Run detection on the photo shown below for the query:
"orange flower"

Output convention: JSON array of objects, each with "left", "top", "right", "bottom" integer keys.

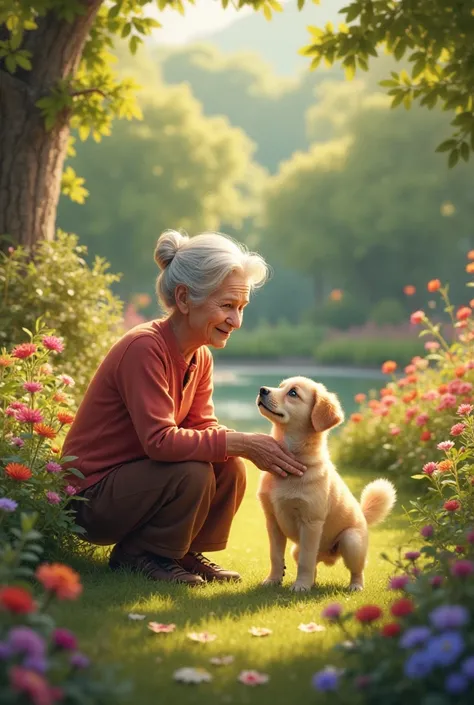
[
  {"left": 380, "top": 387, "right": 393, "bottom": 397},
  {"left": 402, "top": 391, "right": 417, "bottom": 404},
  {"left": 457, "top": 306, "right": 472, "bottom": 321},
  {"left": 368, "top": 400, "right": 380, "bottom": 410},
  {"left": 33, "top": 423, "right": 57, "bottom": 439},
  {"left": 437, "top": 460, "right": 453, "bottom": 473},
  {"left": 53, "top": 392, "right": 67, "bottom": 404},
  {"left": 466, "top": 262, "right": 474, "bottom": 273},
  {"left": 403, "top": 285, "right": 416, "bottom": 296},
  {"left": 468, "top": 250, "right": 474, "bottom": 260},
  {"left": 354, "top": 393, "right": 366, "bottom": 404},
  {"left": 438, "top": 384, "right": 449, "bottom": 394},
  {"left": 381, "top": 361, "right": 397, "bottom": 375},
  {"left": 455, "top": 366, "right": 466, "bottom": 378},
  {"left": 329, "top": 289, "right": 343, "bottom": 301},
  {"left": 427, "top": 279, "right": 441, "bottom": 292},
  {"left": 57, "top": 412, "right": 75, "bottom": 426},
  {"left": 0, "top": 355, "right": 14, "bottom": 367},
  {"left": 4, "top": 462, "right": 32, "bottom": 481},
  {"left": 0, "top": 586, "right": 36, "bottom": 614},
  {"left": 406, "top": 374, "right": 418, "bottom": 385},
  {"left": 404, "top": 364, "right": 416, "bottom": 374},
  {"left": 35, "top": 563, "right": 82, "bottom": 600},
  {"left": 350, "top": 413, "right": 363, "bottom": 423},
  {"left": 50, "top": 445, "right": 61, "bottom": 454}
]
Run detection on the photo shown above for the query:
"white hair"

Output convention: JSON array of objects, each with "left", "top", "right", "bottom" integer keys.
[{"left": 154, "top": 230, "right": 270, "bottom": 311}]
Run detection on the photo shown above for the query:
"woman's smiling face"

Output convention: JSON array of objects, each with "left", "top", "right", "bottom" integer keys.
[{"left": 188, "top": 269, "right": 250, "bottom": 349}]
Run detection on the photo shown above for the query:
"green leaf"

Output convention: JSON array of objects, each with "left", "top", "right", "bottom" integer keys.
[
  {"left": 5, "top": 54, "right": 16, "bottom": 73},
  {"left": 129, "top": 35, "right": 141, "bottom": 54},
  {"left": 448, "top": 148, "right": 460, "bottom": 168},
  {"left": 460, "top": 141, "right": 470, "bottom": 162},
  {"left": 436, "top": 139, "right": 459, "bottom": 153},
  {"left": 345, "top": 4, "right": 361, "bottom": 22},
  {"left": 15, "top": 53, "right": 32, "bottom": 71},
  {"left": 66, "top": 467, "right": 85, "bottom": 479}
]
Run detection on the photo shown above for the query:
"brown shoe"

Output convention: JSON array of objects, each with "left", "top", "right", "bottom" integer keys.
[
  {"left": 109, "top": 545, "right": 204, "bottom": 585},
  {"left": 178, "top": 552, "right": 241, "bottom": 582}
]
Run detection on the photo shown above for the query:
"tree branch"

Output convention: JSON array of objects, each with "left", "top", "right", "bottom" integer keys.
[{"left": 70, "top": 87, "right": 108, "bottom": 99}]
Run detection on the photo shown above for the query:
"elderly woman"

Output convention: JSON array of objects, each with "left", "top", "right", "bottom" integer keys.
[{"left": 63, "top": 230, "right": 306, "bottom": 585}]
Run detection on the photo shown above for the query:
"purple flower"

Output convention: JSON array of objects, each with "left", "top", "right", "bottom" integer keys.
[
  {"left": 23, "top": 655, "right": 48, "bottom": 674},
  {"left": 8, "top": 627, "right": 45, "bottom": 657},
  {"left": 65, "top": 485, "right": 76, "bottom": 496},
  {"left": 426, "top": 632, "right": 465, "bottom": 667},
  {"left": 0, "top": 497, "right": 18, "bottom": 512},
  {"left": 420, "top": 525, "right": 434, "bottom": 539},
  {"left": 405, "top": 551, "right": 421, "bottom": 561},
  {"left": 400, "top": 627, "right": 432, "bottom": 649},
  {"left": 429, "top": 605, "right": 469, "bottom": 631},
  {"left": 404, "top": 650, "right": 433, "bottom": 678},
  {"left": 70, "top": 652, "right": 90, "bottom": 669},
  {"left": 10, "top": 437, "right": 24, "bottom": 448},
  {"left": 461, "top": 656, "right": 474, "bottom": 679},
  {"left": 46, "top": 491, "right": 61, "bottom": 505},
  {"left": 52, "top": 628, "right": 77, "bottom": 651},
  {"left": 445, "top": 672, "right": 469, "bottom": 694},
  {"left": 0, "top": 641, "right": 12, "bottom": 659},
  {"left": 389, "top": 575, "right": 410, "bottom": 590},
  {"left": 312, "top": 666, "right": 341, "bottom": 692},
  {"left": 45, "top": 461, "right": 62, "bottom": 474},
  {"left": 321, "top": 603, "right": 343, "bottom": 620}
]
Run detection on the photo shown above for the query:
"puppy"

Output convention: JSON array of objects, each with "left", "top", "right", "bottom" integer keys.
[{"left": 256, "top": 376, "right": 396, "bottom": 592}]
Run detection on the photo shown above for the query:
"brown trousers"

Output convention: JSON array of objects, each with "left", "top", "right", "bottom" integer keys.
[{"left": 75, "top": 457, "right": 246, "bottom": 559}]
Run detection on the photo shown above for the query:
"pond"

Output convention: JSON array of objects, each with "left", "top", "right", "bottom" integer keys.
[{"left": 212, "top": 361, "right": 385, "bottom": 432}]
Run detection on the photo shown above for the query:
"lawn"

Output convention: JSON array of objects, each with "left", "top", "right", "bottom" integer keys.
[{"left": 54, "top": 464, "right": 413, "bottom": 705}]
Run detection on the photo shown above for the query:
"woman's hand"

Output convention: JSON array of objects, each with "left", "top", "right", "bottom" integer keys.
[{"left": 226, "top": 432, "right": 307, "bottom": 478}]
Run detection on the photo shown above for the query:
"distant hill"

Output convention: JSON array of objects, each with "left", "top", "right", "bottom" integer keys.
[{"left": 207, "top": 0, "right": 347, "bottom": 75}]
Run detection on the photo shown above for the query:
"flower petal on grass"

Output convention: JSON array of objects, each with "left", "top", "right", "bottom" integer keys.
[
  {"left": 248, "top": 626, "right": 272, "bottom": 637},
  {"left": 128, "top": 613, "right": 146, "bottom": 621},
  {"left": 238, "top": 670, "right": 270, "bottom": 686},
  {"left": 187, "top": 631, "right": 217, "bottom": 643},
  {"left": 173, "top": 667, "right": 213, "bottom": 684},
  {"left": 148, "top": 622, "right": 176, "bottom": 634},
  {"left": 209, "top": 655, "right": 234, "bottom": 666},
  {"left": 298, "top": 622, "right": 326, "bottom": 633}
]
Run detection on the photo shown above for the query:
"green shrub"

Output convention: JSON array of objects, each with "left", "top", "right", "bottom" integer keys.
[
  {"left": 213, "top": 321, "right": 327, "bottom": 359},
  {"left": 0, "top": 232, "right": 124, "bottom": 396},
  {"left": 315, "top": 336, "right": 424, "bottom": 368},
  {"left": 306, "top": 298, "right": 367, "bottom": 331},
  {"left": 369, "top": 298, "right": 406, "bottom": 326}
]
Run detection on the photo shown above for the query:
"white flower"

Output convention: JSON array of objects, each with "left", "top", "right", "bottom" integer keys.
[
  {"left": 298, "top": 622, "right": 326, "bottom": 633},
  {"left": 173, "top": 667, "right": 213, "bottom": 684},
  {"left": 210, "top": 655, "right": 234, "bottom": 666},
  {"left": 238, "top": 670, "right": 270, "bottom": 686},
  {"left": 187, "top": 631, "right": 217, "bottom": 643},
  {"left": 248, "top": 626, "right": 272, "bottom": 637},
  {"left": 128, "top": 613, "right": 146, "bottom": 621}
]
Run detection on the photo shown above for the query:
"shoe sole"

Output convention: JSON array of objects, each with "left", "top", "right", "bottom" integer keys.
[{"left": 109, "top": 561, "right": 205, "bottom": 586}]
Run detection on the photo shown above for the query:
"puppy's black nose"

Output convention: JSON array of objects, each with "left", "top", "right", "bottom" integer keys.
[{"left": 259, "top": 387, "right": 270, "bottom": 396}]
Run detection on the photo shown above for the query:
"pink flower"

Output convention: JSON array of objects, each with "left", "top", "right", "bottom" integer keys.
[
  {"left": 59, "top": 374, "right": 75, "bottom": 387},
  {"left": 448, "top": 380, "right": 463, "bottom": 395},
  {"left": 410, "top": 310, "right": 425, "bottom": 325},
  {"left": 10, "top": 437, "right": 24, "bottom": 448},
  {"left": 450, "top": 423, "right": 466, "bottom": 436},
  {"left": 46, "top": 491, "right": 61, "bottom": 505},
  {"left": 188, "top": 631, "right": 218, "bottom": 642},
  {"left": 16, "top": 408, "right": 43, "bottom": 424},
  {"left": 42, "top": 336, "right": 64, "bottom": 353},
  {"left": 23, "top": 382, "right": 43, "bottom": 394},
  {"left": 321, "top": 603, "right": 343, "bottom": 621},
  {"left": 405, "top": 406, "right": 419, "bottom": 421},
  {"left": 298, "top": 622, "right": 325, "bottom": 633},
  {"left": 5, "top": 406, "right": 17, "bottom": 417},
  {"left": 52, "top": 628, "right": 77, "bottom": 650},
  {"left": 437, "top": 394, "right": 457, "bottom": 410},
  {"left": 45, "top": 462, "right": 62, "bottom": 474},
  {"left": 450, "top": 560, "right": 474, "bottom": 578},
  {"left": 248, "top": 627, "right": 272, "bottom": 637},
  {"left": 437, "top": 441, "right": 455, "bottom": 451},
  {"left": 65, "top": 485, "right": 77, "bottom": 496},
  {"left": 420, "top": 525, "right": 434, "bottom": 538},
  {"left": 423, "top": 462, "right": 437, "bottom": 475},
  {"left": 425, "top": 341, "right": 440, "bottom": 351},
  {"left": 390, "top": 426, "right": 401, "bottom": 436},
  {"left": 422, "top": 390, "right": 439, "bottom": 401},
  {"left": 12, "top": 343, "right": 37, "bottom": 359},
  {"left": 147, "top": 622, "right": 176, "bottom": 634},
  {"left": 458, "top": 404, "right": 473, "bottom": 416},
  {"left": 10, "top": 401, "right": 27, "bottom": 410},
  {"left": 404, "top": 551, "right": 420, "bottom": 561},
  {"left": 39, "top": 363, "right": 53, "bottom": 376},
  {"left": 415, "top": 413, "right": 430, "bottom": 427},
  {"left": 459, "top": 382, "right": 473, "bottom": 394},
  {"left": 389, "top": 575, "right": 410, "bottom": 590},
  {"left": 238, "top": 670, "right": 269, "bottom": 686},
  {"left": 430, "top": 575, "right": 443, "bottom": 588},
  {"left": 382, "top": 395, "right": 397, "bottom": 407},
  {"left": 466, "top": 530, "right": 474, "bottom": 544}
]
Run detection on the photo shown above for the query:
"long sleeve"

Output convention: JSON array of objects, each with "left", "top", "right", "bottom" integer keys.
[{"left": 115, "top": 336, "right": 227, "bottom": 463}]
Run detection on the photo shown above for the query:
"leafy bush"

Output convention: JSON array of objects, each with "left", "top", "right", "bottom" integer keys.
[
  {"left": 0, "top": 508, "right": 132, "bottom": 704},
  {"left": 315, "top": 335, "right": 424, "bottom": 368},
  {"left": 213, "top": 321, "right": 327, "bottom": 359},
  {"left": 307, "top": 298, "right": 367, "bottom": 331},
  {"left": 0, "top": 232, "right": 123, "bottom": 396},
  {"left": 0, "top": 324, "right": 84, "bottom": 551},
  {"left": 369, "top": 298, "right": 406, "bottom": 326}
]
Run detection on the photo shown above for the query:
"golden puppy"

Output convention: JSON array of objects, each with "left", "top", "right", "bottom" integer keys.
[{"left": 256, "top": 376, "right": 396, "bottom": 592}]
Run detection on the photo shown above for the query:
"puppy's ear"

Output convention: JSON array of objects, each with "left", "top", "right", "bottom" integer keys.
[{"left": 311, "top": 390, "right": 344, "bottom": 433}]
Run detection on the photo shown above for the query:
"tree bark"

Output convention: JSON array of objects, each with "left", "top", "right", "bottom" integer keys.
[{"left": 0, "top": 0, "right": 103, "bottom": 249}]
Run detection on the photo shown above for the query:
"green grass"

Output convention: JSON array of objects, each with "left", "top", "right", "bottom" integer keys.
[{"left": 54, "top": 466, "right": 414, "bottom": 705}]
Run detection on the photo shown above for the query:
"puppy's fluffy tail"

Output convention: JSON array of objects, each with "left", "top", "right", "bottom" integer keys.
[{"left": 360, "top": 478, "right": 396, "bottom": 526}]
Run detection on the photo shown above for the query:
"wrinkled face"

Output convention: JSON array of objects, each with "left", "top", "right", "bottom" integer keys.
[
  {"left": 256, "top": 376, "right": 344, "bottom": 435},
  {"left": 186, "top": 270, "right": 250, "bottom": 349}
]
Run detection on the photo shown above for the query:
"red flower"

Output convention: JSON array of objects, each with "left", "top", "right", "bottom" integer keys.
[
  {"left": 355, "top": 605, "right": 383, "bottom": 623},
  {"left": 12, "top": 343, "right": 37, "bottom": 359},
  {"left": 57, "top": 412, "right": 75, "bottom": 426},
  {"left": 420, "top": 430, "right": 432, "bottom": 442},
  {"left": 444, "top": 499, "right": 461, "bottom": 512},
  {"left": 427, "top": 279, "right": 441, "bottom": 292},
  {"left": 403, "top": 285, "right": 416, "bottom": 296},
  {"left": 354, "top": 393, "right": 366, "bottom": 404},
  {"left": 381, "top": 622, "right": 401, "bottom": 638},
  {"left": 456, "top": 306, "right": 472, "bottom": 321},
  {"left": 0, "top": 586, "right": 36, "bottom": 614},
  {"left": 4, "top": 463, "right": 32, "bottom": 481},
  {"left": 410, "top": 310, "right": 425, "bottom": 325},
  {"left": 390, "top": 598, "right": 414, "bottom": 617},
  {"left": 350, "top": 413, "right": 363, "bottom": 423}
]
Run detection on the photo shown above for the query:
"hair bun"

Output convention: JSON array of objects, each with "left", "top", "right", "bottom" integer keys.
[{"left": 154, "top": 230, "right": 189, "bottom": 270}]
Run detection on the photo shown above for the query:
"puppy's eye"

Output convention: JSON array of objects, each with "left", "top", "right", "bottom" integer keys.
[{"left": 288, "top": 388, "right": 299, "bottom": 398}]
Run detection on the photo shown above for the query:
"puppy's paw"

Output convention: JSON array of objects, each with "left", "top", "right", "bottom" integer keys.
[
  {"left": 348, "top": 583, "right": 364, "bottom": 592},
  {"left": 262, "top": 576, "right": 283, "bottom": 586},
  {"left": 289, "top": 581, "right": 311, "bottom": 593}
]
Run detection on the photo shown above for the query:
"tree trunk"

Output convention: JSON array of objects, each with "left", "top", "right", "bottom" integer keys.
[{"left": 0, "top": 1, "right": 103, "bottom": 249}]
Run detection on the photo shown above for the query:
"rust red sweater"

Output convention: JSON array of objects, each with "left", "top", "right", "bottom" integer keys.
[{"left": 63, "top": 318, "right": 228, "bottom": 491}]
